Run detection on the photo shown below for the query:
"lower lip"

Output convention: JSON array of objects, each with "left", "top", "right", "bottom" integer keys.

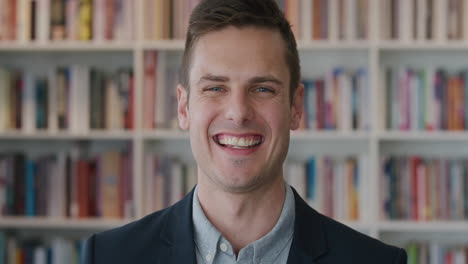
[{"left": 216, "top": 142, "right": 262, "bottom": 156}]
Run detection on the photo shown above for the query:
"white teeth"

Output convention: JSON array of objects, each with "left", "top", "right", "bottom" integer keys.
[
  {"left": 231, "top": 137, "right": 238, "bottom": 146},
  {"left": 217, "top": 135, "right": 261, "bottom": 147}
]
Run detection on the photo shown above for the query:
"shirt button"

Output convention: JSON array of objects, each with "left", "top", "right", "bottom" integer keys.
[
  {"left": 220, "top": 243, "right": 228, "bottom": 252},
  {"left": 205, "top": 254, "right": 212, "bottom": 262}
]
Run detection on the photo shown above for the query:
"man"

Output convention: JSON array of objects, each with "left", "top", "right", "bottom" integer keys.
[{"left": 84, "top": 0, "right": 407, "bottom": 263}]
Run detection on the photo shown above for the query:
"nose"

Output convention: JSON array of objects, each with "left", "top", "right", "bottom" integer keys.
[{"left": 224, "top": 90, "right": 255, "bottom": 125}]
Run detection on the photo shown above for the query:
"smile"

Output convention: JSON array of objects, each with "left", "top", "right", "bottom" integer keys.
[{"left": 213, "top": 134, "right": 264, "bottom": 149}]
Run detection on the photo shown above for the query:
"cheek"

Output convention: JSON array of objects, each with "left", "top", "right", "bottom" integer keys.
[
  {"left": 189, "top": 102, "right": 218, "bottom": 134},
  {"left": 262, "top": 105, "right": 291, "bottom": 127}
]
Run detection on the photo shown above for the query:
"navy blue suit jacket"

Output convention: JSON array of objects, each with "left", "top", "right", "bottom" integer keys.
[{"left": 83, "top": 188, "right": 407, "bottom": 263}]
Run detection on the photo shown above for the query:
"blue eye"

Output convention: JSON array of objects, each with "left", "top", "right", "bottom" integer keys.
[
  {"left": 256, "top": 87, "right": 273, "bottom": 93},
  {"left": 208, "top": 86, "right": 223, "bottom": 92}
]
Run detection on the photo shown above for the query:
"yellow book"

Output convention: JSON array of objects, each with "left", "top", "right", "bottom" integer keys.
[
  {"left": 79, "top": 0, "right": 93, "bottom": 40},
  {"left": 101, "top": 151, "right": 121, "bottom": 218},
  {"left": 153, "top": 0, "right": 163, "bottom": 40}
]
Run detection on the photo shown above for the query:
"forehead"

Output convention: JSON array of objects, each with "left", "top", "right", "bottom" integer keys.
[{"left": 189, "top": 26, "right": 290, "bottom": 85}]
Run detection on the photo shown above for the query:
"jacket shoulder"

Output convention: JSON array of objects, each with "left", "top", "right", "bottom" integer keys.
[
  {"left": 84, "top": 207, "right": 172, "bottom": 264},
  {"left": 320, "top": 215, "right": 407, "bottom": 263}
]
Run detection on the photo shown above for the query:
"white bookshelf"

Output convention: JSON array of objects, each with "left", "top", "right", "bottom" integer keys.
[
  {"left": 0, "top": 217, "right": 133, "bottom": 230},
  {"left": 0, "top": 0, "right": 468, "bottom": 250}
]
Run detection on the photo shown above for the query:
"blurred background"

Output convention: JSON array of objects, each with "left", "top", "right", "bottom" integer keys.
[{"left": 1, "top": 0, "right": 468, "bottom": 263}]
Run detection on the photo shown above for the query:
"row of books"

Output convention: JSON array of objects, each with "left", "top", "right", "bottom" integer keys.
[
  {"left": 385, "top": 68, "right": 468, "bottom": 131},
  {"left": 299, "top": 68, "right": 369, "bottom": 131},
  {"left": 144, "top": 154, "right": 197, "bottom": 214},
  {"left": 143, "top": 51, "right": 179, "bottom": 130},
  {"left": 142, "top": 0, "right": 369, "bottom": 41},
  {"left": 406, "top": 241, "right": 468, "bottom": 264},
  {"left": 280, "top": 0, "right": 369, "bottom": 41},
  {"left": 143, "top": 0, "right": 201, "bottom": 40},
  {"left": 381, "top": 156, "right": 468, "bottom": 221},
  {"left": 0, "top": 66, "right": 134, "bottom": 133},
  {"left": 381, "top": 0, "right": 468, "bottom": 41},
  {"left": 0, "top": 233, "right": 86, "bottom": 264},
  {"left": 285, "top": 156, "right": 367, "bottom": 221},
  {"left": 0, "top": 148, "right": 133, "bottom": 219},
  {"left": 0, "top": 0, "right": 134, "bottom": 42}
]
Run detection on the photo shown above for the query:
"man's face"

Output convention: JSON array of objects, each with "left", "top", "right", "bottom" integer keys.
[{"left": 177, "top": 26, "right": 303, "bottom": 193}]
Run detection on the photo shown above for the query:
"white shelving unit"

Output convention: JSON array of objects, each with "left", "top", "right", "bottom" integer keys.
[{"left": 1, "top": 0, "right": 468, "bottom": 249}]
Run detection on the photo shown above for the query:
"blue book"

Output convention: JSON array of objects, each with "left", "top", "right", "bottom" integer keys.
[
  {"left": 306, "top": 158, "right": 316, "bottom": 204},
  {"left": 275, "top": 0, "right": 285, "bottom": 11},
  {"left": 26, "top": 160, "right": 36, "bottom": 216},
  {"left": 352, "top": 74, "right": 358, "bottom": 129},
  {"left": 35, "top": 78, "right": 48, "bottom": 129},
  {"left": 303, "top": 80, "right": 316, "bottom": 129},
  {"left": 353, "top": 158, "right": 359, "bottom": 191}
]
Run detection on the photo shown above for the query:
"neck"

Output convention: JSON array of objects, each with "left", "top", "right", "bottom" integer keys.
[{"left": 197, "top": 175, "right": 286, "bottom": 254}]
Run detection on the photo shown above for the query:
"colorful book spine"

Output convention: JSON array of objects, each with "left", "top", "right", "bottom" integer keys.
[
  {"left": 301, "top": 67, "right": 368, "bottom": 131},
  {"left": 382, "top": 155, "right": 468, "bottom": 221},
  {"left": 387, "top": 67, "right": 468, "bottom": 131},
  {"left": 285, "top": 155, "right": 363, "bottom": 221},
  {"left": 0, "top": 147, "right": 133, "bottom": 219}
]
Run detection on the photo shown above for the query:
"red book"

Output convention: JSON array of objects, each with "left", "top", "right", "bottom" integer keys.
[
  {"left": 9, "top": 0, "right": 17, "bottom": 40},
  {"left": 104, "top": 0, "right": 116, "bottom": 40},
  {"left": 143, "top": 51, "right": 157, "bottom": 129},
  {"left": 77, "top": 160, "right": 90, "bottom": 218},
  {"left": 313, "top": 0, "right": 321, "bottom": 40},
  {"left": 445, "top": 252, "right": 453, "bottom": 264},
  {"left": 316, "top": 79, "right": 325, "bottom": 129}
]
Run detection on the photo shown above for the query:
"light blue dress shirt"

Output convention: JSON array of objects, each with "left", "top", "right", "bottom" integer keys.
[{"left": 192, "top": 184, "right": 295, "bottom": 264}]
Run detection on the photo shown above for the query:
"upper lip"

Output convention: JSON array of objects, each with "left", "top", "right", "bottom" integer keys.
[{"left": 213, "top": 132, "right": 263, "bottom": 137}]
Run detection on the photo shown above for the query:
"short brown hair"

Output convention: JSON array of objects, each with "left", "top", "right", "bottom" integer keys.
[{"left": 179, "top": 0, "right": 301, "bottom": 102}]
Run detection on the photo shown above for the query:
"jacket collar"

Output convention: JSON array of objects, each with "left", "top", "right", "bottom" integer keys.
[
  {"left": 159, "top": 186, "right": 328, "bottom": 264},
  {"left": 287, "top": 187, "right": 328, "bottom": 263},
  {"left": 159, "top": 188, "right": 197, "bottom": 263}
]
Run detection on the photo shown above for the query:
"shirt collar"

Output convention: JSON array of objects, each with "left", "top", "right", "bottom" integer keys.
[{"left": 192, "top": 184, "right": 295, "bottom": 263}]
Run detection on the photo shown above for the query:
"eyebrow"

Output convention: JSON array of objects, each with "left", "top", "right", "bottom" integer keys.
[
  {"left": 248, "top": 76, "right": 283, "bottom": 86},
  {"left": 197, "top": 74, "right": 229, "bottom": 85},
  {"left": 196, "top": 74, "right": 283, "bottom": 86}
]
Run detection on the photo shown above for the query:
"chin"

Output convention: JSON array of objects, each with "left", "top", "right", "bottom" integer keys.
[{"left": 215, "top": 173, "right": 266, "bottom": 193}]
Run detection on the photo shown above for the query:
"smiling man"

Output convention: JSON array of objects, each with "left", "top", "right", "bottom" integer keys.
[{"left": 83, "top": 1, "right": 407, "bottom": 263}]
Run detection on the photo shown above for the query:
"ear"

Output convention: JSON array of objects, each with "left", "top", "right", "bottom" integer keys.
[
  {"left": 290, "top": 83, "right": 304, "bottom": 130},
  {"left": 177, "top": 84, "right": 190, "bottom": 130}
]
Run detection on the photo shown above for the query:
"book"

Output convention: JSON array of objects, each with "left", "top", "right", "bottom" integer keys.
[
  {"left": 386, "top": 67, "right": 468, "bottom": 131},
  {"left": 382, "top": 155, "right": 468, "bottom": 221},
  {"left": 301, "top": 67, "right": 368, "bottom": 131},
  {"left": 285, "top": 155, "right": 363, "bottom": 221}
]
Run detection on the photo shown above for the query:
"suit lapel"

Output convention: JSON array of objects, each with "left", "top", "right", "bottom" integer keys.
[
  {"left": 159, "top": 189, "right": 197, "bottom": 264},
  {"left": 287, "top": 188, "right": 328, "bottom": 264},
  {"left": 157, "top": 187, "right": 328, "bottom": 264}
]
